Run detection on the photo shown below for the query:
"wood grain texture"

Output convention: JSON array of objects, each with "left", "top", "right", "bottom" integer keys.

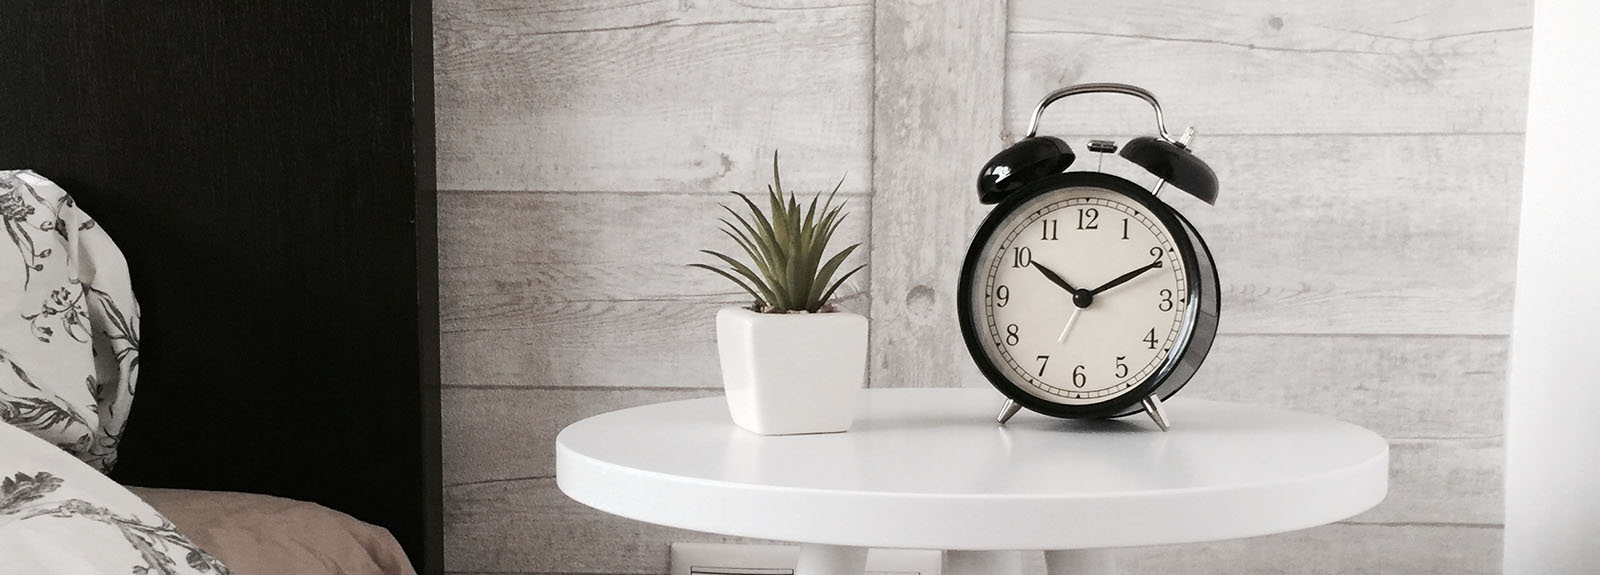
[
  {"left": 434, "top": 0, "right": 873, "bottom": 193},
  {"left": 439, "top": 135, "right": 1516, "bottom": 397},
  {"left": 1007, "top": 0, "right": 1532, "bottom": 136},
  {"left": 442, "top": 388, "right": 718, "bottom": 486},
  {"left": 433, "top": 0, "right": 1530, "bottom": 572},
  {"left": 439, "top": 192, "right": 872, "bottom": 308},
  {"left": 1176, "top": 135, "right": 1521, "bottom": 336},
  {"left": 1190, "top": 335, "right": 1506, "bottom": 440},
  {"left": 439, "top": 192, "right": 871, "bottom": 390},
  {"left": 445, "top": 478, "right": 759, "bottom": 574},
  {"left": 868, "top": 0, "right": 1007, "bottom": 389},
  {"left": 952, "top": 134, "right": 1519, "bottom": 344}
]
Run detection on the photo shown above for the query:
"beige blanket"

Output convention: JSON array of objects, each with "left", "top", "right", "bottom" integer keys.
[{"left": 130, "top": 487, "right": 417, "bottom": 575}]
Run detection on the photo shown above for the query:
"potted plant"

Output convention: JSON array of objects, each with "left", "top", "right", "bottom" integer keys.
[{"left": 690, "top": 153, "right": 867, "bottom": 435}]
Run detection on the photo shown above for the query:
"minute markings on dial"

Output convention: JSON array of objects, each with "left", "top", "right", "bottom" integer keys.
[{"left": 978, "top": 191, "right": 1187, "bottom": 404}]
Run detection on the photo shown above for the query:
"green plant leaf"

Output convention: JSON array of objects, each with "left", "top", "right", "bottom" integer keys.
[
  {"left": 719, "top": 204, "right": 779, "bottom": 266},
  {"left": 815, "top": 263, "right": 867, "bottom": 311},
  {"left": 696, "top": 155, "right": 866, "bottom": 313},
  {"left": 687, "top": 263, "right": 763, "bottom": 307},
  {"left": 718, "top": 224, "right": 775, "bottom": 282},
  {"left": 767, "top": 184, "right": 789, "bottom": 257},
  {"left": 802, "top": 193, "right": 819, "bottom": 241},
  {"left": 782, "top": 232, "right": 803, "bottom": 310},
  {"left": 794, "top": 224, "right": 816, "bottom": 305},
  {"left": 731, "top": 191, "right": 784, "bottom": 263},
  {"left": 809, "top": 243, "right": 860, "bottom": 303},
  {"left": 771, "top": 150, "right": 783, "bottom": 199},
  {"left": 699, "top": 250, "right": 778, "bottom": 309}
]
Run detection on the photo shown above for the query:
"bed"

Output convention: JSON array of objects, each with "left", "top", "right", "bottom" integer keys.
[{"left": 0, "top": 1, "right": 441, "bottom": 573}]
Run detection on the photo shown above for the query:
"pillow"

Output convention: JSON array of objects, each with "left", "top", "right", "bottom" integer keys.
[
  {"left": 0, "top": 420, "right": 229, "bottom": 574},
  {"left": 0, "top": 170, "right": 140, "bottom": 472}
]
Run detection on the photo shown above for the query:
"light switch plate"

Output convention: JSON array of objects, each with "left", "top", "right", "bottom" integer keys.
[{"left": 670, "top": 543, "right": 942, "bottom": 575}]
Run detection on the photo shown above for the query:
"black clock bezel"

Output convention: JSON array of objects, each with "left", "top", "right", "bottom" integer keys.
[{"left": 957, "top": 171, "right": 1218, "bottom": 420}]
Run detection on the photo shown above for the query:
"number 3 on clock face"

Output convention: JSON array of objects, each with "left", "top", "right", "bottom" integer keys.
[{"left": 958, "top": 172, "right": 1217, "bottom": 418}]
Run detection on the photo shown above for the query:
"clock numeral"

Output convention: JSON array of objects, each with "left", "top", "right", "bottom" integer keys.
[
  {"left": 1121, "top": 218, "right": 1130, "bottom": 240},
  {"left": 1011, "top": 247, "right": 1032, "bottom": 268},
  {"left": 1149, "top": 246, "right": 1163, "bottom": 259},
  {"left": 1040, "top": 219, "right": 1059, "bottom": 240},
  {"left": 1115, "top": 355, "right": 1129, "bottom": 379},
  {"left": 1072, "top": 365, "right": 1087, "bottom": 388},
  {"left": 995, "top": 285, "right": 1010, "bottom": 307},
  {"left": 1158, "top": 289, "right": 1174, "bottom": 312},
  {"left": 1143, "top": 328, "right": 1159, "bottom": 350},
  {"left": 1035, "top": 355, "right": 1050, "bottom": 377},
  {"left": 1076, "top": 208, "right": 1099, "bottom": 230},
  {"left": 1005, "top": 324, "right": 1020, "bottom": 346}
]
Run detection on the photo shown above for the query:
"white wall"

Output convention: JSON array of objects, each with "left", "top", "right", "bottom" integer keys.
[{"left": 1504, "top": 1, "right": 1600, "bottom": 572}]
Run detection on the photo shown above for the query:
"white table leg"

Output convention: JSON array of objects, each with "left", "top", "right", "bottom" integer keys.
[
  {"left": 1044, "top": 549, "right": 1115, "bottom": 575},
  {"left": 795, "top": 544, "right": 868, "bottom": 575},
  {"left": 944, "top": 550, "right": 1021, "bottom": 575}
]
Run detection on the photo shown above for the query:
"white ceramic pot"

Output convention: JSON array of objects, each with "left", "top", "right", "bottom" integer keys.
[{"left": 715, "top": 307, "right": 868, "bottom": 435}]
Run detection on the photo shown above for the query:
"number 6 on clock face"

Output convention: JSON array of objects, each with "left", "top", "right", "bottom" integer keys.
[{"left": 958, "top": 171, "right": 1220, "bottom": 420}]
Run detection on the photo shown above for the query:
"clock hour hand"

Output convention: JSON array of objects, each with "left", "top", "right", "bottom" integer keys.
[
  {"left": 1088, "top": 258, "right": 1164, "bottom": 296},
  {"left": 1033, "top": 262, "right": 1081, "bottom": 293}
]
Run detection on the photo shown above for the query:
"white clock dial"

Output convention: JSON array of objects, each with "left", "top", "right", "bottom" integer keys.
[{"left": 971, "top": 186, "right": 1190, "bottom": 405}]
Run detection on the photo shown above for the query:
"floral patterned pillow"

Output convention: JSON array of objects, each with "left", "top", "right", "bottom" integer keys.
[
  {"left": 0, "top": 170, "right": 140, "bottom": 472},
  {"left": 0, "top": 419, "right": 229, "bottom": 574}
]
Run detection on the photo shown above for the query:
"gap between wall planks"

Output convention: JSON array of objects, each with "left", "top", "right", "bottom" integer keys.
[{"left": 433, "top": 0, "right": 875, "bottom": 194}]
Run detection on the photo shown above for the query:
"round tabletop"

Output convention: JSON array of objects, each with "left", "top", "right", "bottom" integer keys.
[{"left": 556, "top": 388, "right": 1388, "bottom": 550}]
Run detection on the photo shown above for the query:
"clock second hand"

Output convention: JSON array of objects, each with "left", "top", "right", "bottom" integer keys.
[{"left": 1056, "top": 305, "right": 1083, "bottom": 344}]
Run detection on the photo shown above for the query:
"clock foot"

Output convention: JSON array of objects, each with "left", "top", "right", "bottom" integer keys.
[
  {"left": 1142, "top": 396, "right": 1171, "bottom": 431},
  {"left": 997, "top": 399, "right": 1022, "bottom": 424}
]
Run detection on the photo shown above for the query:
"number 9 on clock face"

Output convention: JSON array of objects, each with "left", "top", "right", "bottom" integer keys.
[{"left": 958, "top": 172, "right": 1220, "bottom": 420}]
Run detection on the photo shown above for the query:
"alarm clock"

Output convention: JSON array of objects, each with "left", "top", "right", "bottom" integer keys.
[{"left": 958, "top": 83, "right": 1221, "bottom": 431}]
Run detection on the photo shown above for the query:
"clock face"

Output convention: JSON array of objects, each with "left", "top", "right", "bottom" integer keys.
[{"left": 967, "top": 184, "right": 1193, "bottom": 406}]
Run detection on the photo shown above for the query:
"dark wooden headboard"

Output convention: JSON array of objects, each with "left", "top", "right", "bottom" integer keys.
[{"left": 0, "top": 2, "right": 441, "bottom": 574}]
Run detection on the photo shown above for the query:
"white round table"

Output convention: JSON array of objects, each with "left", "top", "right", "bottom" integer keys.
[{"left": 556, "top": 388, "right": 1388, "bottom": 575}]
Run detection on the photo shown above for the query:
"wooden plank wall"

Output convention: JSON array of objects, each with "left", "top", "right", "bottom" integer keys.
[{"left": 434, "top": 1, "right": 1531, "bottom": 574}]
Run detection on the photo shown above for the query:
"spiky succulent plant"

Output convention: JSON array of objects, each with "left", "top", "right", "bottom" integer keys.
[{"left": 691, "top": 154, "right": 864, "bottom": 313}]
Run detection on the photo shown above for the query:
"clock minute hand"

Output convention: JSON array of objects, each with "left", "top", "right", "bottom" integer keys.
[
  {"left": 1088, "top": 258, "right": 1164, "bottom": 296},
  {"left": 1032, "top": 262, "right": 1081, "bottom": 293}
]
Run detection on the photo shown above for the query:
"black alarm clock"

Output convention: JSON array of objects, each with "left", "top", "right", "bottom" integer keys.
[{"left": 958, "top": 83, "right": 1221, "bottom": 431}]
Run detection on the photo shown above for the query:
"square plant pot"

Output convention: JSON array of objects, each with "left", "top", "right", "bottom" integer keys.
[{"left": 716, "top": 307, "right": 868, "bottom": 435}]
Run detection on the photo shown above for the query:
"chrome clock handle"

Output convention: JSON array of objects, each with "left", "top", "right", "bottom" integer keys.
[{"left": 1024, "top": 82, "right": 1182, "bottom": 144}]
